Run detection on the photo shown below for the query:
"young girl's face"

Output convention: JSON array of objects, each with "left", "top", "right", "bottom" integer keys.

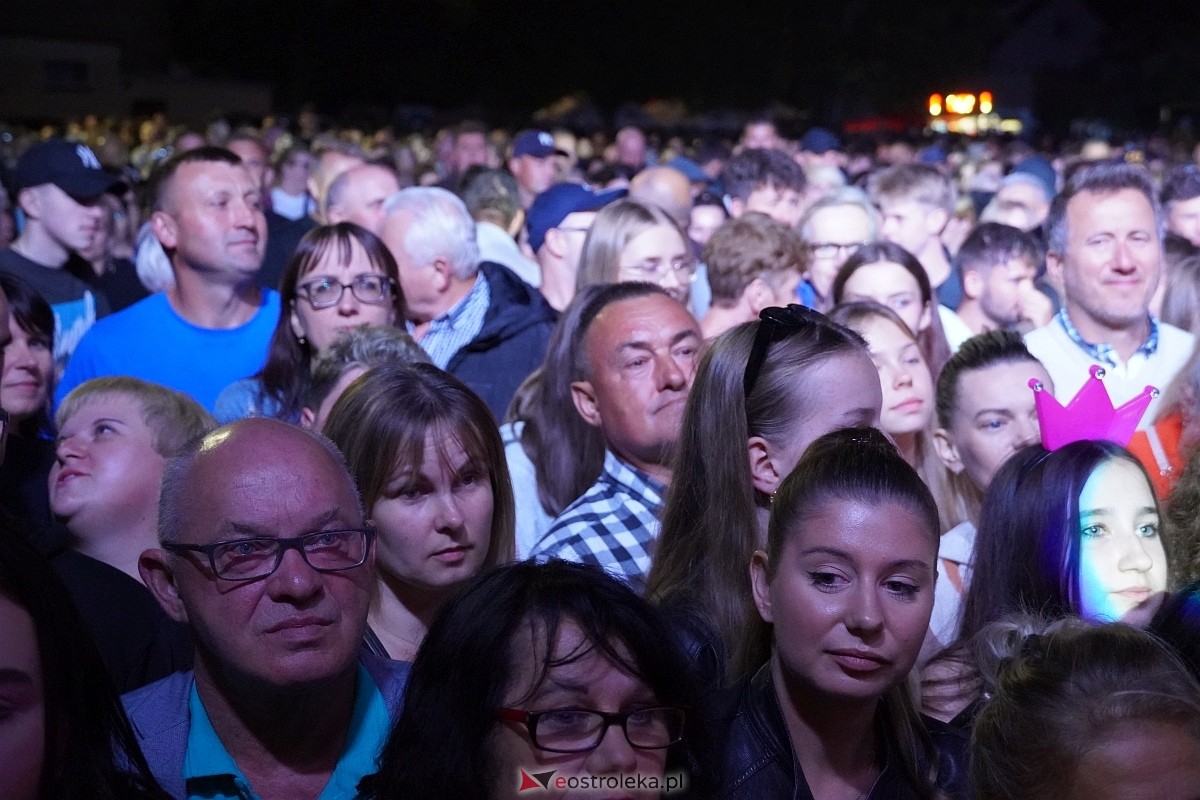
[
  {"left": 1076, "top": 457, "right": 1168, "bottom": 624},
  {"left": 752, "top": 497, "right": 936, "bottom": 702},
  {"left": 858, "top": 316, "right": 933, "bottom": 439},
  {"left": 839, "top": 261, "right": 930, "bottom": 336}
]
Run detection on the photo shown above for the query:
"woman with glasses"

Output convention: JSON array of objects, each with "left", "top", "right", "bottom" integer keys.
[
  {"left": 369, "top": 559, "right": 707, "bottom": 800},
  {"left": 714, "top": 427, "right": 968, "bottom": 798},
  {"left": 214, "top": 222, "right": 404, "bottom": 423},
  {"left": 323, "top": 363, "right": 514, "bottom": 662},
  {"left": 647, "top": 305, "right": 882, "bottom": 689},
  {"left": 576, "top": 199, "right": 697, "bottom": 306}
]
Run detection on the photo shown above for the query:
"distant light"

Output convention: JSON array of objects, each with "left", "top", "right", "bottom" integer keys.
[
  {"left": 929, "top": 94, "right": 943, "bottom": 117},
  {"left": 979, "top": 91, "right": 993, "bottom": 114},
  {"left": 946, "top": 93, "right": 976, "bottom": 115}
]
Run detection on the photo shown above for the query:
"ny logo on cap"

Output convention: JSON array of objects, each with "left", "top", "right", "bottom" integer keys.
[
  {"left": 538, "top": 132, "right": 554, "bottom": 147},
  {"left": 75, "top": 144, "right": 101, "bottom": 170}
]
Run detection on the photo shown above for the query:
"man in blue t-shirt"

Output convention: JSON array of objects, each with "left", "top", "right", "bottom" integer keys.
[{"left": 57, "top": 147, "right": 280, "bottom": 412}]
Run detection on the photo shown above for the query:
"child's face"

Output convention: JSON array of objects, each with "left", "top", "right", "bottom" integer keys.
[{"left": 49, "top": 394, "right": 166, "bottom": 537}]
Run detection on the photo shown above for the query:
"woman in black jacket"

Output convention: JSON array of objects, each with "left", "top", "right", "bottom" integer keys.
[{"left": 711, "top": 427, "right": 969, "bottom": 799}]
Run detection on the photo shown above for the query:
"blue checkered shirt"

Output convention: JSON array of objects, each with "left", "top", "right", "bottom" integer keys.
[
  {"left": 1056, "top": 307, "right": 1159, "bottom": 369},
  {"left": 529, "top": 450, "right": 666, "bottom": 592},
  {"left": 410, "top": 271, "right": 491, "bottom": 369}
]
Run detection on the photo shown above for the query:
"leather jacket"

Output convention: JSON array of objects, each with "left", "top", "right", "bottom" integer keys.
[{"left": 706, "top": 666, "right": 972, "bottom": 799}]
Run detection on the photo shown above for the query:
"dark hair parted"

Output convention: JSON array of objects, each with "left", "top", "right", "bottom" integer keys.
[
  {"left": 648, "top": 311, "right": 872, "bottom": 683},
  {"left": 369, "top": 560, "right": 706, "bottom": 800},
  {"left": 0, "top": 272, "right": 55, "bottom": 436},
  {"left": 507, "top": 282, "right": 669, "bottom": 518},
  {"left": 0, "top": 524, "right": 171, "bottom": 800},
  {"left": 832, "top": 240, "right": 953, "bottom": 376},
  {"left": 256, "top": 222, "right": 404, "bottom": 421},
  {"left": 971, "top": 619, "right": 1200, "bottom": 800},
  {"left": 322, "top": 362, "right": 514, "bottom": 569}
]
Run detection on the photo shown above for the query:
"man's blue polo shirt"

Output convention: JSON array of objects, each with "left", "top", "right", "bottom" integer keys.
[{"left": 182, "top": 664, "right": 388, "bottom": 800}]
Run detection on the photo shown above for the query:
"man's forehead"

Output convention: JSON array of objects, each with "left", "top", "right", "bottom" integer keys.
[
  {"left": 590, "top": 296, "right": 698, "bottom": 350},
  {"left": 173, "top": 160, "right": 255, "bottom": 196}
]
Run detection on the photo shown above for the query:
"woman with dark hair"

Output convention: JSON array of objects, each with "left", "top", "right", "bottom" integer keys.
[
  {"left": 0, "top": 274, "right": 59, "bottom": 546},
  {"left": 713, "top": 427, "right": 967, "bottom": 798},
  {"left": 971, "top": 618, "right": 1200, "bottom": 799},
  {"left": 921, "top": 440, "right": 1170, "bottom": 724},
  {"left": 370, "top": 559, "right": 706, "bottom": 800},
  {"left": 323, "top": 363, "right": 514, "bottom": 661},
  {"left": 0, "top": 521, "right": 170, "bottom": 800},
  {"left": 214, "top": 222, "right": 404, "bottom": 423},
  {"left": 832, "top": 241, "right": 959, "bottom": 376},
  {"left": 647, "top": 305, "right": 882, "bottom": 686}
]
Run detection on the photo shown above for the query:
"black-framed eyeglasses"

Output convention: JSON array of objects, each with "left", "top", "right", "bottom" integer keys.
[
  {"left": 743, "top": 304, "right": 827, "bottom": 397},
  {"left": 296, "top": 275, "right": 394, "bottom": 309},
  {"left": 162, "top": 527, "right": 375, "bottom": 581},
  {"left": 498, "top": 706, "right": 686, "bottom": 753}
]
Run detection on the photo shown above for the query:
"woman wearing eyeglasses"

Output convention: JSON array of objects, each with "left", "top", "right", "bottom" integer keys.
[
  {"left": 369, "top": 559, "right": 708, "bottom": 800},
  {"left": 323, "top": 363, "right": 515, "bottom": 662},
  {"left": 214, "top": 222, "right": 405, "bottom": 423},
  {"left": 576, "top": 199, "right": 697, "bottom": 306}
]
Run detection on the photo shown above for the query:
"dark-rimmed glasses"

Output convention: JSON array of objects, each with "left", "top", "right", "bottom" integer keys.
[
  {"left": 162, "top": 527, "right": 375, "bottom": 581},
  {"left": 743, "top": 304, "right": 826, "bottom": 397},
  {"left": 296, "top": 275, "right": 394, "bottom": 309},
  {"left": 498, "top": 706, "right": 686, "bottom": 753}
]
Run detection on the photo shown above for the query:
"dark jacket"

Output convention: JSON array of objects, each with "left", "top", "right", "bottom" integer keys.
[
  {"left": 708, "top": 666, "right": 971, "bottom": 799},
  {"left": 447, "top": 261, "right": 557, "bottom": 420}
]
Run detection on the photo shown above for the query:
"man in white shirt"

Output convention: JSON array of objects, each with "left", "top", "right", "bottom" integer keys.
[{"left": 1024, "top": 162, "right": 1195, "bottom": 425}]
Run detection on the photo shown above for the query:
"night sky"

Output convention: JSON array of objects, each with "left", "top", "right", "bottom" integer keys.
[{"left": 9, "top": 0, "right": 1200, "bottom": 134}]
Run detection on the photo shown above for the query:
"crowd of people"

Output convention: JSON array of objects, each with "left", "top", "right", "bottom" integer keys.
[{"left": 5, "top": 109, "right": 1200, "bottom": 798}]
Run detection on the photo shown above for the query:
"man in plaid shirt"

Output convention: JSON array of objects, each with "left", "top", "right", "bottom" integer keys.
[{"left": 531, "top": 285, "right": 702, "bottom": 591}]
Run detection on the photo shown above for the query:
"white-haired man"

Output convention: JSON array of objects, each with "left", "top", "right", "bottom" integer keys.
[{"left": 379, "top": 187, "right": 557, "bottom": 418}]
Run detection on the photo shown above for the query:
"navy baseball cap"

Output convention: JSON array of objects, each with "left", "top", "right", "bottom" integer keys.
[
  {"left": 512, "top": 129, "right": 567, "bottom": 159},
  {"left": 799, "top": 127, "right": 843, "bottom": 155},
  {"left": 526, "top": 183, "right": 626, "bottom": 253},
  {"left": 12, "top": 139, "right": 123, "bottom": 199}
]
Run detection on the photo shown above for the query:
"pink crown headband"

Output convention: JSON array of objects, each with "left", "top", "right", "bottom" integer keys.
[{"left": 1029, "top": 365, "right": 1157, "bottom": 451}]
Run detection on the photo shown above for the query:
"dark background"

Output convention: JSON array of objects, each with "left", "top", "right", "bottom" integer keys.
[{"left": 6, "top": 0, "right": 1200, "bottom": 135}]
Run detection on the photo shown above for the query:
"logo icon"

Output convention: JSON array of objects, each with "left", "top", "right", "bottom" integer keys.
[
  {"left": 518, "top": 768, "right": 558, "bottom": 792},
  {"left": 75, "top": 144, "right": 102, "bottom": 170}
]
